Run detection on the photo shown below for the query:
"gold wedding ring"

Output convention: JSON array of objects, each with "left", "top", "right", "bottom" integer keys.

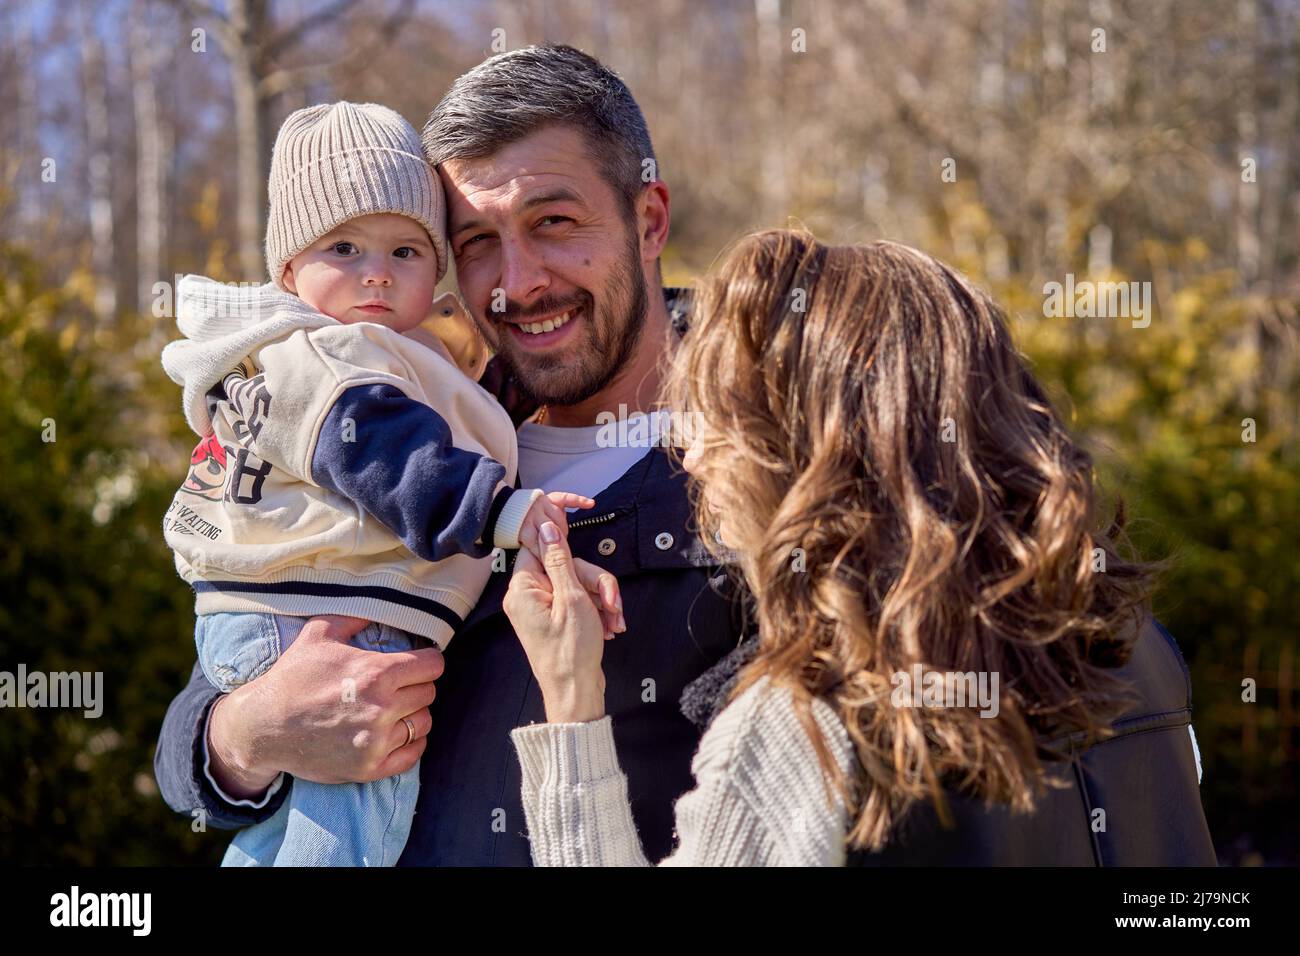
[{"left": 403, "top": 716, "right": 416, "bottom": 747}]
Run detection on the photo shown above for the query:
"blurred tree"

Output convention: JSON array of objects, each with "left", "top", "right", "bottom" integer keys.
[{"left": 0, "top": 245, "right": 223, "bottom": 863}]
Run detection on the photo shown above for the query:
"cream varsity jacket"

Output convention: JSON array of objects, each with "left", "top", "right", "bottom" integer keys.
[{"left": 161, "top": 275, "right": 542, "bottom": 650}]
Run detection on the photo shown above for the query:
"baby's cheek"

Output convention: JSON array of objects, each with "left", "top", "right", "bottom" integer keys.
[
  {"left": 294, "top": 268, "right": 347, "bottom": 320},
  {"left": 392, "top": 300, "right": 428, "bottom": 331},
  {"left": 400, "top": 285, "right": 437, "bottom": 325}
]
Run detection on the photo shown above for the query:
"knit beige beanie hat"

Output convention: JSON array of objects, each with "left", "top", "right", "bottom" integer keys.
[{"left": 265, "top": 101, "right": 447, "bottom": 290}]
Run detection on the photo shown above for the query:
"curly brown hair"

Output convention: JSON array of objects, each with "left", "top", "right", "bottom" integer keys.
[{"left": 664, "top": 229, "right": 1155, "bottom": 852}]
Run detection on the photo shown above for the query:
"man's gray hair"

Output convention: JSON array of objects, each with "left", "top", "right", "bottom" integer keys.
[{"left": 422, "top": 44, "right": 657, "bottom": 218}]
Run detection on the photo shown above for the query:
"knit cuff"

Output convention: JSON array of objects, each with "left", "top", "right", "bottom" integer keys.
[
  {"left": 491, "top": 487, "right": 545, "bottom": 550},
  {"left": 510, "top": 716, "right": 624, "bottom": 789},
  {"left": 511, "top": 718, "right": 653, "bottom": 866}
]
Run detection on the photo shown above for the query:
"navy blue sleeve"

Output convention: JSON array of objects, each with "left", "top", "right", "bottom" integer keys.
[
  {"left": 311, "top": 383, "right": 513, "bottom": 562},
  {"left": 153, "top": 660, "right": 289, "bottom": 830}
]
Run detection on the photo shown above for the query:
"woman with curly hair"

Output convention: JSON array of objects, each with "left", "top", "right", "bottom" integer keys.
[{"left": 503, "top": 229, "right": 1215, "bottom": 866}]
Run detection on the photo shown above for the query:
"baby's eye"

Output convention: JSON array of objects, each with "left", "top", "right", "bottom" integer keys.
[
  {"left": 393, "top": 246, "right": 418, "bottom": 259},
  {"left": 331, "top": 241, "right": 357, "bottom": 256}
]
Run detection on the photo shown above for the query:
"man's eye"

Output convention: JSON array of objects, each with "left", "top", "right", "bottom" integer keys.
[
  {"left": 393, "top": 246, "right": 418, "bottom": 259},
  {"left": 461, "top": 233, "right": 490, "bottom": 248},
  {"left": 538, "top": 216, "right": 572, "bottom": 227},
  {"left": 332, "top": 241, "right": 357, "bottom": 255}
]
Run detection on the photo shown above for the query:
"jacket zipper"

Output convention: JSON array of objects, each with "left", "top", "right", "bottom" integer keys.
[
  {"left": 508, "top": 508, "right": 626, "bottom": 571},
  {"left": 568, "top": 510, "right": 621, "bottom": 530}
]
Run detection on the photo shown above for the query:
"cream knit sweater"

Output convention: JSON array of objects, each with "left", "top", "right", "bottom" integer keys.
[{"left": 510, "top": 676, "right": 858, "bottom": 866}]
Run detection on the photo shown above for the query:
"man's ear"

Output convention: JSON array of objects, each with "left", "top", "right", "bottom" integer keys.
[
  {"left": 638, "top": 179, "right": 671, "bottom": 263},
  {"left": 281, "top": 262, "right": 297, "bottom": 294}
]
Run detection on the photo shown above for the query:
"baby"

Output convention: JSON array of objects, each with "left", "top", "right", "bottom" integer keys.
[{"left": 161, "top": 101, "right": 609, "bottom": 866}]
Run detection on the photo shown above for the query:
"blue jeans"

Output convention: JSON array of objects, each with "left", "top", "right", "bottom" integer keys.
[{"left": 195, "top": 612, "right": 426, "bottom": 867}]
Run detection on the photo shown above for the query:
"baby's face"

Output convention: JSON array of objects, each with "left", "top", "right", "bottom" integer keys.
[{"left": 282, "top": 213, "right": 437, "bottom": 333}]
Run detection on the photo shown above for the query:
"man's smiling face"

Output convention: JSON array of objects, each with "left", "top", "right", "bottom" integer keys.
[{"left": 440, "top": 124, "right": 649, "bottom": 407}]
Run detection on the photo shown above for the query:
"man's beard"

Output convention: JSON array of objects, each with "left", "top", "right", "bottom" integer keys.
[{"left": 491, "top": 230, "right": 648, "bottom": 409}]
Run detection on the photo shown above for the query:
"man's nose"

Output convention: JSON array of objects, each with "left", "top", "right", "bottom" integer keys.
[{"left": 496, "top": 237, "right": 550, "bottom": 311}]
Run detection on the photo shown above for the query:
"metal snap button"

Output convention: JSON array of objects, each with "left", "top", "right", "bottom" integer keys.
[
  {"left": 597, "top": 537, "right": 617, "bottom": 556},
  {"left": 654, "top": 532, "right": 674, "bottom": 550}
]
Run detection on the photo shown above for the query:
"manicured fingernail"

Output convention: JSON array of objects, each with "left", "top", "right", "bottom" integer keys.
[{"left": 540, "top": 521, "right": 560, "bottom": 544}]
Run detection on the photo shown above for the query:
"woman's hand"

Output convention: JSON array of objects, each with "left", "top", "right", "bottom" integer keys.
[{"left": 504, "top": 521, "right": 627, "bottom": 723}]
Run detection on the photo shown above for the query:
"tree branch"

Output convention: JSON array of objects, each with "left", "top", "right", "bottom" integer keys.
[
  {"left": 262, "top": 0, "right": 357, "bottom": 62},
  {"left": 255, "top": 0, "right": 415, "bottom": 101}
]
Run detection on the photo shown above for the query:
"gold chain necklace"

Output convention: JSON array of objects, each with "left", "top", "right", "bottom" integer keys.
[{"left": 535, "top": 404, "right": 548, "bottom": 425}]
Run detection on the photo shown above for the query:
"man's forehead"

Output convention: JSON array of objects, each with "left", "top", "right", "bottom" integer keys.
[
  {"left": 445, "top": 168, "right": 581, "bottom": 207},
  {"left": 440, "top": 127, "right": 603, "bottom": 218}
]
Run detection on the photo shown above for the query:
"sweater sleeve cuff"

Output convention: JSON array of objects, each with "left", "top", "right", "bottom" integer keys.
[
  {"left": 510, "top": 716, "right": 651, "bottom": 866},
  {"left": 202, "top": 703, "right": 287, "bottom": 810},
  {"left": 510, "top": 715, "right": 624, "bottom": 789},
  {"left": 491, "top": 487, "right": 544, "bottom": 550}
]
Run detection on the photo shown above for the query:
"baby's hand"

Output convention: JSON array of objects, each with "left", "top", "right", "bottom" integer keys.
[{"left": 517, "top": 491, "right": 594, "bottom": 559}]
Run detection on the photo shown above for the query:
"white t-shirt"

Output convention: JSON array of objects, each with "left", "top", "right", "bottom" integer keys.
[{"left": 516, "top": 411, "right": 666, "bottom": 502}]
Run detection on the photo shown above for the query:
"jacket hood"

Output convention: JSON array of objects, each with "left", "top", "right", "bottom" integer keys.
[{"left": 161, "top": 275, "right": 336, "bottom": 436}]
